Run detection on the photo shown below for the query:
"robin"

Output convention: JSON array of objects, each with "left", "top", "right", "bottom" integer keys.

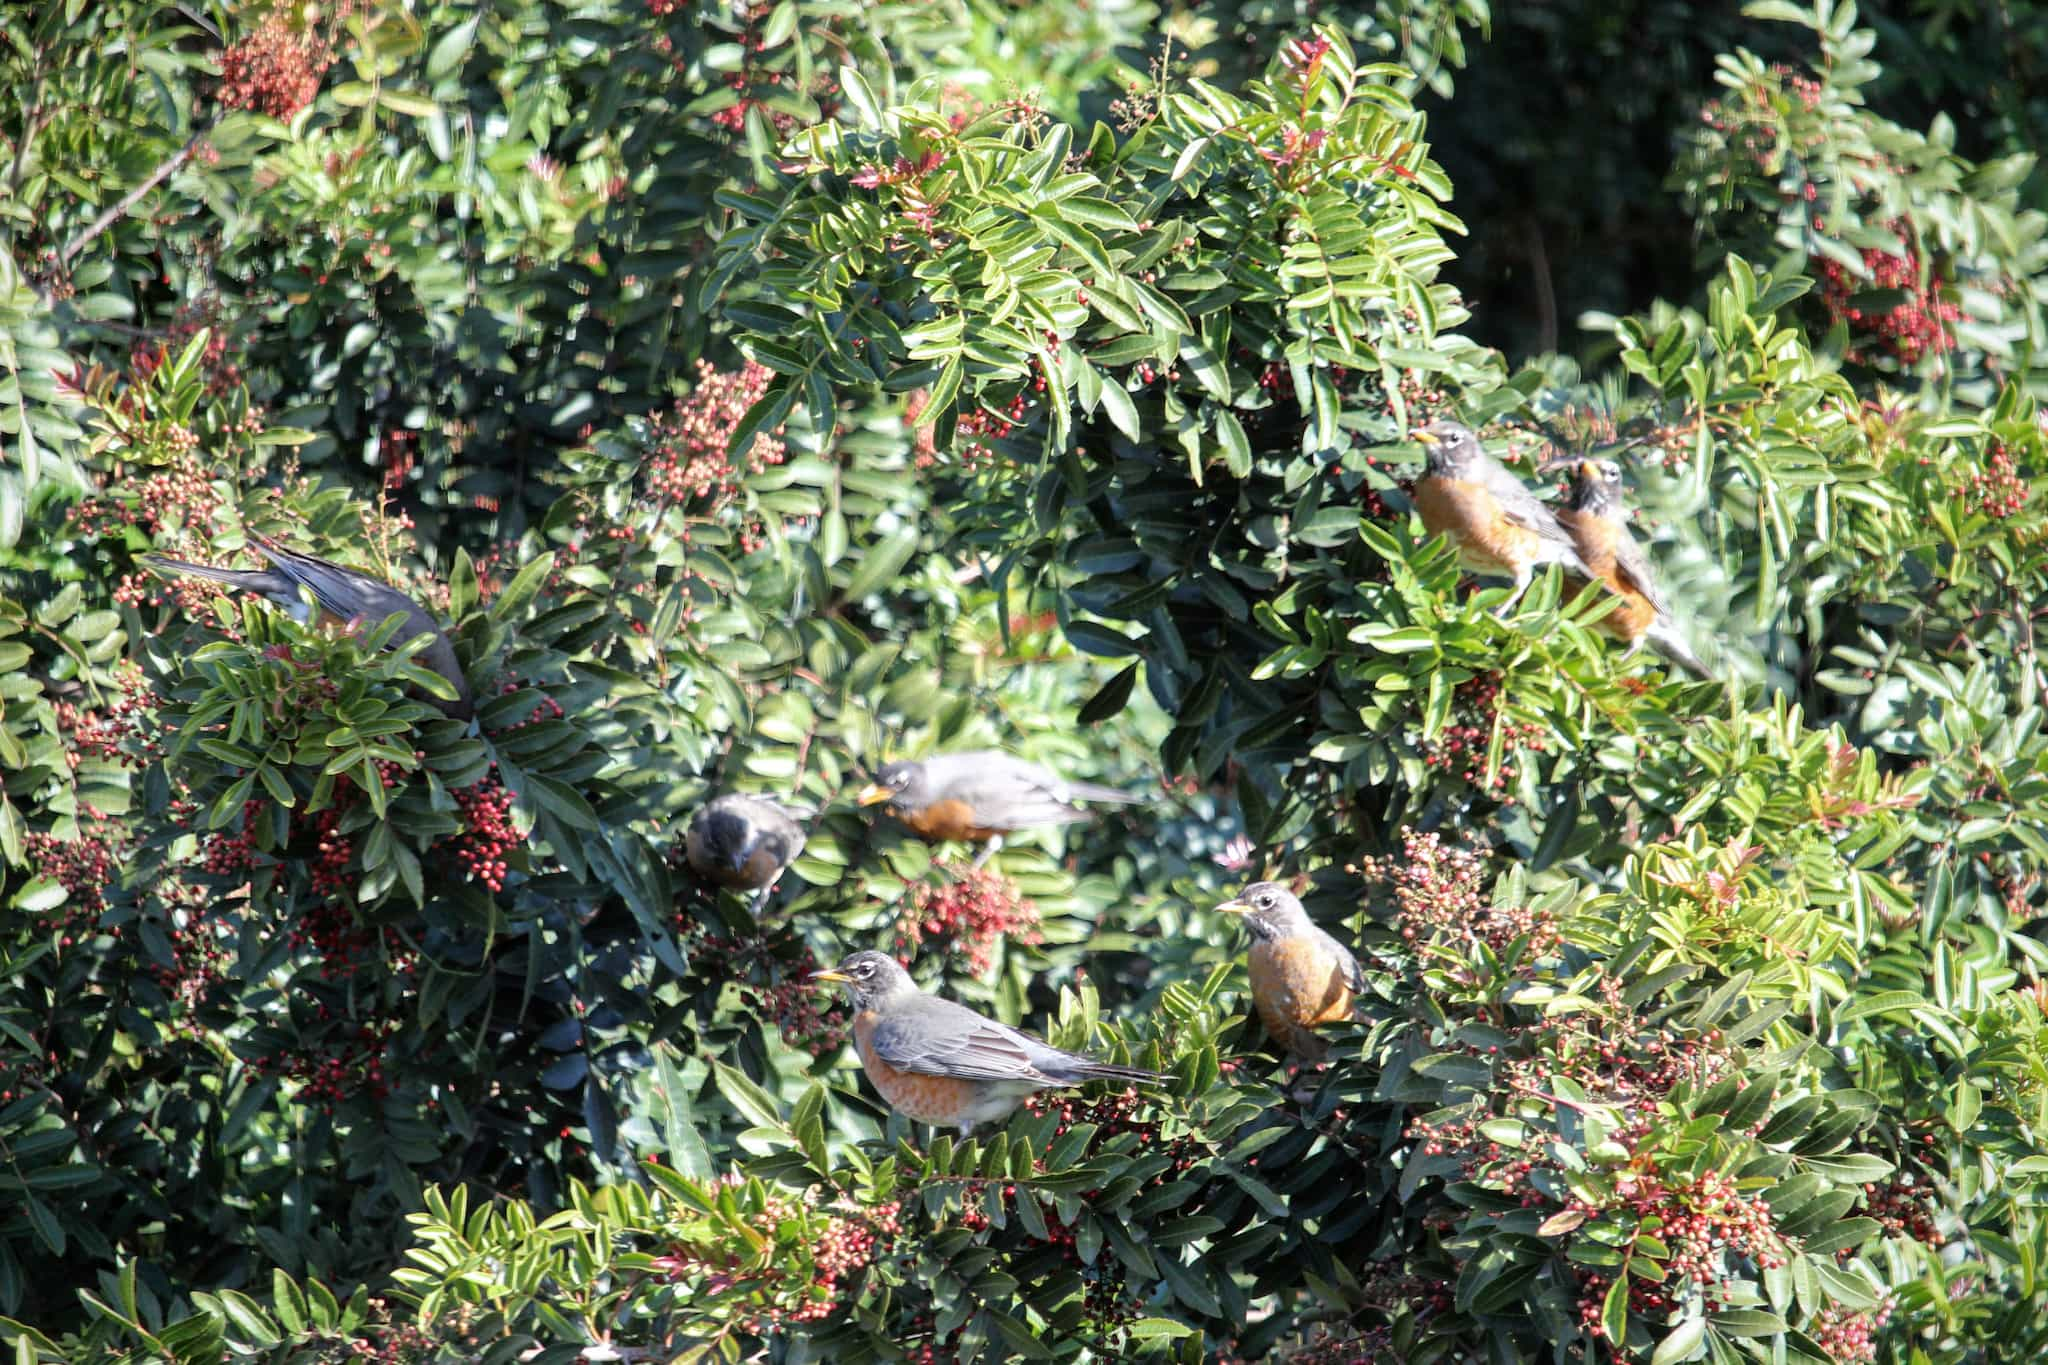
[
  {"left": 811, "top": 950, "right": 1167, "bottom": 1135},
  {"left": 1555, "top": 459, "right": 1711, "bottom": 679},
  {"left": 1217, "top": 882, "right": 1363, "bottom": 1064},
  {"left": 1409, "top": 420, "right": 1597, "bottom": 610},
  {"left": 854, "top": 752, "right": 1142, "bottom": 866},
  {"left": 685, "top": 793, "right": 807, "bottom": 892},
  {"left": 141, "top": 533, "right": 473, "bottom": 719}
]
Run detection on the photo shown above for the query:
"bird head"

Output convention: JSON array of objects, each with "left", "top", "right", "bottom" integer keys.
[
  {"left": 1215, "top": 881, "right": 1314, "bottom": 942},
  {"left": 811, "top": 950, "right": 915, "bottom": 1009},
  {"left": 855, "top": 759, "right": 925, "bottom": 811},
  {"left": 1409, "top": 420, "right": 1484, "bottom": 479},
  {"left": 1569, "top": 457, "right": 1626, "bottom": 514},
  {"left": 688, "top": 801, "right": 761, "bottom": 874}
]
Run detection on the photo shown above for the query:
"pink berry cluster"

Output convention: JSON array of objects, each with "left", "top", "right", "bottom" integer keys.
[
  {"left": 643, "top": 361, "right": 789, "bottom": 511},
  {"left": 646, "top": 1175, "right": 901, "bottom": 1334},
  {"left": 1358, "top": 827, "right": 1560, "bottom": 962},
  {"left": 247, "top": 1018, "right": 397, "bottom": 1109},
  {"left": 1807, "top": 1302, "right": 1894, "bottom": 1363},
  {"left": 893, "top": 865, "right": 1044, "bottom": 977},
  {"left": 1966, "top": 441, "right": 2029, "bottom": 520},
  {"left": 216, "top": 4, "right": 344, "bottom": 120},
  {"left": 22, "top": 809, "right": 126, "bottom": 943}
]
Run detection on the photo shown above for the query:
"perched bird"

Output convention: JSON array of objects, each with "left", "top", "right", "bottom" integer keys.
[
  {"left": 812, "top": 950, "right": 1166, "bottom": 1135},
  {"left": 141, "top": 533, "right": 472, "bottom": 718},
  {"left": 855, "top": 751, "right": 1142, "bottom": 866},
  {"left": 1217, "top": 882, "right": 1363, "bottom": 1065},
  {"left": 1555, "top": 459, "right": 1711, "bottom": 679},
  {"left": 1409, "top": 420, "right": 1597, "bottom": 610},
  {"left": 685, "top": 793, "right": 807, "bottom": 892}
]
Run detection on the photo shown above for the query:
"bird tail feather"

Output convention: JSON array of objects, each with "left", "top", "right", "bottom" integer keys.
[
  {"left": 137, "top": 554, "right": 267, "bottom": 592},
  {"left": 1063, "top": 780, "right": 1145, "bottom": 806},
  {"left": 1648, "top": 624, "right": 1712, "bottom": 680},
  {"left": 1074, "top": 1059, "right": 1169, "bottom": 1085}
]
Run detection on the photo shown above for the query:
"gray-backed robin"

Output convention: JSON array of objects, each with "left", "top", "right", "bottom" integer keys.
[
  {"left": 855, "top": 752, "right": 1142, "bottom": 866},
  {"left": 1218, "top": 882, "right": 1363, "bottom": 1064},
  {"left": 685, "top": 794, "right": 807, "bottom": 891},
  {"left": 1556, "top": 459, "right": 1711, "bottom": 679},
  {"left": 141, "top": 533, "right": 472, "bottom": 718},
  {"left": 1410, "top": 420, "right": 1596, "bottom": 610},
  {"left": 812, "top": 950, "right": 1165, "bottom": 1135}
]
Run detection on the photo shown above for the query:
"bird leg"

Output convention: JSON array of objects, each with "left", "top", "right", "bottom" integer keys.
[
  {"left": 971, "top": 835, "right": 1005, "bottom": 870},
  {"left": 1496, "top": 566, "right": 1532, "bottom": 617}
]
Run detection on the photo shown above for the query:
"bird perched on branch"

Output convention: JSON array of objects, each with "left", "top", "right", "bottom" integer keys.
[
  {"left": 685, "top": 793, "right": 807, "bottom": 892},
  {"left": 1554, "top": 458, "right": 1711, "bottom": 679},
  {"left": 1217, "top": 882, "right": 1363, "bottom": 1065},
  {"left": 1409, "top": 420, "right": 1597, "bottom": 610},
  {"left": 812, "top": 950, "right": 1166, "bottom": 1136},
  {"left": 139, "top": 532, "right": 473, "bottom": 718},
  {"left": 855, "top": 751, "right": 1142, "bottom": 866}
]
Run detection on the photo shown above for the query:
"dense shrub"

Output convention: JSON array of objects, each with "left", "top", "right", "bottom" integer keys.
[{"left": 3, "top": 1, "right": 2048, "bottom": 1362}]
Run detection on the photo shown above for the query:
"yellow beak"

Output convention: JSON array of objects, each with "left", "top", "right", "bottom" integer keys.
[
  {"left": 1409, "top": 427, "right": 1439, "bottom": 446},
  {"left": 1578, "top": 459, "right": 1599, "bottom": 481},
  {"left": 854, "top": 783, "right": 894, "bottom": 808},
  {"left": 810, "top": 968, "right": 852, "bottom": 984},
  {"left": 1214, "top": 898, "right": 1250, "bottom": 915}
]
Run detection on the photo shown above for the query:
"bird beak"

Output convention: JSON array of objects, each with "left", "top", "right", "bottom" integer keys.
[
  {"left": 810, "top": 968, "right": 852, "bottom": 984},
  {"left": 1577, "top": 459, "right": 1599, "bottom": 481},
  {"left": 727, "top": 834, "right": 760, "bottom": 873},
  {"left": 1214, "top": 898, "right": 1249, "bottom": 916},
  {"left": 1408, "top": 427, "right": 1439, "bottom": 446},
  {"left": 854, "top": 783, "right": 894, "bottom": 807}
]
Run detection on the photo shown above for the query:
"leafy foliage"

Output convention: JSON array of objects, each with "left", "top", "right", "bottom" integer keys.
[{"left": 3, "top": 0, "right": 2048, "bottom": 1362}]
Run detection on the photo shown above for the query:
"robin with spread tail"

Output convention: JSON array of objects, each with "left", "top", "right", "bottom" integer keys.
[
  {"left": 812, "top": 950, "right": 1166, "bottom": 1135},
  {"left": 855, "top": 752, "right": 1142, "bottom": 866},
  {"left": 141, "top": 533, "right": 473, "bottom": 719},
  {"left": 1555, "top": 459, "right": 1711, "bottom": 679},
  {"left": 685, "top": 793, "right": 807, "bottom": 891},
  {"left": 1409, "top": 420, "right": 1597, "bottom": 610},
  {"left": 1218, "top": 882, "right": 1363, "bottom": 1064}
]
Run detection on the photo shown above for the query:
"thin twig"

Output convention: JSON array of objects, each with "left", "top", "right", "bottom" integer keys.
[{"left": 59, "top": 130, "right": 206, "bottom": 266}]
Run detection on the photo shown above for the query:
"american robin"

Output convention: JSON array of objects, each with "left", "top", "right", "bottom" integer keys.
[
  {"left": 141, "top": 533, "right": 473, "bottom": 719},
  {"left": 811, "top": 950, "right": 1166, "bottom": 1135},
  {"left": 1217, "top": 882, "right": 1363, "bottom": 1064},
  {"left": 1409, "top": 420, "right": 1597, "bottom": 610},
  {"left": 854, "top": 752, "right": 1142, "bottom": 866},
  {"left": 1555, "top": 459, "right": 1711, "bottom": 679},
  {"left": 685, "top": 793, "right": 806, "bottom": 891}
]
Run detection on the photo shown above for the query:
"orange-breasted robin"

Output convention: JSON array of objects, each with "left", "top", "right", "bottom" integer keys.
[
  {"left": 141, "top": 534, "right": 473, "bottom": 718},
  {"left": 812, "top": 950, "right": 1166, "bottom": 1135},
  {"left": 1556, "top": 459, "right": 1710, "bottom": 679},
  {"left": 1410, "top": 420, "right": 1597, "bottom": 610},
  {"left": 685, "top": 793, "right": 806, "bottom": 891},
  {"left": 1218, "top": 882, "right": 1363, "bottom": 1064},
  {"left": 855, "top": 752, "right": 1142, "bottom": 866}
]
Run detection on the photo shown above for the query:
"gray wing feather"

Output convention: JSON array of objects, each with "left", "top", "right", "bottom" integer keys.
[
  {"left": 1318, "top": 928, "right": 1366, "bottom": 994},
  {"left": 1476, "top": 458, "right": 1588, "bottom": 556},
  {"left": 1606, "top": 527, "right": 1671, "bottom": 617},
  {"left": 922, "top": 752, "right": 1138, "bottom": 827},
  {"left": 871, "top": 1000, "right": 1067, "bottom": 1083}
]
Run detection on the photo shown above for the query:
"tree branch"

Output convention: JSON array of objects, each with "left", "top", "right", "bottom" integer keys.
[{"left": 58, "top": 130, "right": 206, "bottom": 266}]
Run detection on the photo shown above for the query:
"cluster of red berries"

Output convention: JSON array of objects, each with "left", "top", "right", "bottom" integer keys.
[
  {"left": 1807, "top": 1302, "right": 1892, "bottom": 1363},
  {"left": 1862, "top": 1172, "right": 1942, "bottom": 1247},
  {"left": 286, "top": 899, "right": 407, "bottom": 981},
  {"left": 643, "top": 361, "right": 789, "bottom": 510},
  {"left": 216, "top": 5, "right": 342, "bottom": 119},
  {"left": 248, "top": 1018, "right": 397, "bottom": 1109},
  {"left": 449, "top": 772, "right": 520, "bottom": 893},
  {"left": 53, "top": 684, "right": 160, "bottom": 773},
  {"left": 942, "top": 395, "right": 1031, "bottom": 470},
  {"left": 893, "top": 865, "right": 1044, "bottom": 977},
  {"left": 147, "top": 902, "right": 233, "bottom": 1014},
  {"left": 69, "top": 456, "right": 222, "bottom": 548},
  {"left": 673, "top": 921, "right": 849, "bottom": 1055},
  {"left": 1416, "top": 673, "right": 1547, "bottom": 796},
  {"left": 1360, "top": 827, "right": 1559, "bottom": 961},
  {"left": 1966, "top": 441, "right": 2029, "bottom": 520},
  {"left": 1815, "top": 219, "right": 1962, "bottom": 366},
  {"left": 23, "top": 811, "right": 125, "bottom": 940}
]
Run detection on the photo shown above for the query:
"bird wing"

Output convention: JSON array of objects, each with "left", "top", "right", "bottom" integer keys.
[
  {"left": 138, "top": 555, "right": 315, "bottom": 622},
  {"left": 1605, "top": 524, "right": 1671, "bottom": 617},
  {"left": 1319, "top": 927, "right": 1367, "bottom": 994},
  {"left": 255, "top": 541, "right": 436, "bottom": 635},
  {"left": 870, "top": 999, "right": 1065, "bottom": 1083},
  {"left": 1476, "top": 458, "right": 1585, "bottom": 553}
]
